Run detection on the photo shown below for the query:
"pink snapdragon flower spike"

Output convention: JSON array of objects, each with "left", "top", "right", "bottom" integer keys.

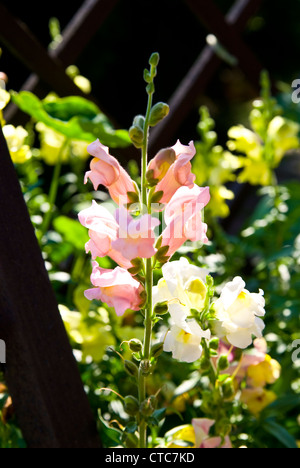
[
  {"left": 161, "top": 185, "right": 210, "bottom": 258},
  {"left": 84, "top": 139, "right": 138, "bottom": 205},
  {"left": 112, "top": 208, "right": 160, "bottom": 261},
  {"left": 78, "top": 201, "right": 132, "bottom": 269},
  {"left": 192, "top": 419, "right": 232, "bottom": 449},
  {"left": 150, "top": 140, "right": 196, "bottom": 204},
  {"left": 85, "top": 262, "right": 143, "bottom": 316}
]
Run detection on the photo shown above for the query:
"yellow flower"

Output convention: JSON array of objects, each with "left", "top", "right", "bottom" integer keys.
[
  {"left": 228, "top": 126, "right": 262, "bottom": 160},
  {"left": 227, "top": 117, "right": 300, "bottom": 187},
  {"left": 208, "top": 185, "right": 235, "bottom": 218},
  {"left": 59, "top": 305, "right": 116, "bottom": 362},
  {"left": 164, "top": 425, "right": 196, "bottom": 448},
  {"left": 247, "top": 355, "right": 281, "bottom": 388},
  {"left": 36, "top": 122, "right": 89, "bottom": 165},
  {"left": 238, "top": 158, "right": 273, "bottom": 186},
  {"left": 241, "top": 387, "right": 277, "bottom": 415},
  {"left": 2, "top": 124, "right": 32, "bottom": 164},
  {"left": 268, "top": 116, "right": 299, "bottom": 164}
]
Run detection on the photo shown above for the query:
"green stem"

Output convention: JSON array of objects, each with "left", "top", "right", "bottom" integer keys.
[
  {"left": 39, "top": 139, "right": 69, "bottom": 241},
  {"left": 138, "top": 90, "right": 154, "bottom": 449},
  {"left": 141, "top": 92, "right": 153, "bottom": 209}
]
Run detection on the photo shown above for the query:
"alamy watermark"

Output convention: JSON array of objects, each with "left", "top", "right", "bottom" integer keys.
[
  {"left": 0, "top": 340, "right": 6, "bottom": 364},
  {"left": 292, "top": 339, "right": 300, "bottom": 363},
  {"left": 291, "top": 79, "right": 300, "bottom": 104}
]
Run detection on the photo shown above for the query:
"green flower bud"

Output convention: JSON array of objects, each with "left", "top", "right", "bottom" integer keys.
[
  {"left": 140, "top": 395, "right": 157, "bottom": 418},
  {"left": 222, "top": 377, "right": 235, "bottom": 399},
  {"left": 153, "top": 301, "right": 169, "bottom": 316},
  {"left": 128, "top": 339, "right": 143, "bottom": 353},
  {"left": 149, "top": 102, "right": 170, "bottom": 127},
  {"left": 144, "top": 69, "right": 151, "bottom": 84},
  {"left": 124, "top": 360, "right": 139, "bottom": 378},
  {"left": 129, "top": 125, "right": 144, "bottom": 148},
  {"left": 133, "top": 114, "right": 145, "bottom": 130},
  {"left": 146, "top": 82, "right": 155, "bottom": 95},
  {"left": 200, "top": 356, "right": 211, "bottom": 371},
  {"left": 149, "top": 52, "right": 160, "bottom": 68},
  {"left": 122, "top": 432, "right": 139, "bottom": 449},
  {"left": 151, "top": 342, "right": 164, "bottom": 359},
  {"left": 218, "top": 355, "right": 230, "bottom": 371},
  {"left": 124, "top": 395, "right": 140, "bottom": 416},
  {"left": 140, "top": 359, "right": 151, "bottom": 376},
  {"left": 209, "top": 338, "right": 220, "bottom": 351}
]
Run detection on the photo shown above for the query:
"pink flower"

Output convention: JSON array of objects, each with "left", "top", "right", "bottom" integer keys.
[
  {"left": 85, "top": 262, "right": 143, "bottom": 316},
  {"left": 84, "top": 139, "right": 138, "bottom": 205},
  {"left": 79, "top": 201, "right": 160, "bottom": 267},
  {"left": 192, "top": 419, "right": 232, "bottom": 449},
  {"left": 151, "top": 140, "right": 196, "bottom": 204},
  {"left": 161, "top": 185, "right": 210, "bottom": 258},
  {"left": 112, "top": 207, "right": 160, "bottom": 260},
  {"left": 78, "top": 201, "right": 132, "bottom": 269}
]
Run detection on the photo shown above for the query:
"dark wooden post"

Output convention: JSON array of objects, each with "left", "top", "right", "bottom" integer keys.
[{"left": 0, "top": 125, "right": 101, "bottom": 448}]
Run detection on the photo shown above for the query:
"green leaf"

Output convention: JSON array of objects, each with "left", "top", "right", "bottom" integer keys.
[
  {"left": 262, "top": 420, "right": 298, "bottom": 448},
  {"left": 11, "top": 91, "right": 131, "bottom": 148},
  {"left": 98, "top": 411, "right": 123, "bottom": 447},
  {"left": 173, "top": 374, "right": 199, "bottom": 398},
  {"left": 152, "top": 407, "right": 166, "bottom": 422},
  {"left": 53, "top": 216, "right": 89, "bottom": 251},
  {"left": 261, "top": 394, "right": 300, "bottom": 417}
]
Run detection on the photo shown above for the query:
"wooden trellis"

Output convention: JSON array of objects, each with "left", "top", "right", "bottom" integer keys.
[{"left": 0, "top": 0, "right": 265, "bottom": 448}]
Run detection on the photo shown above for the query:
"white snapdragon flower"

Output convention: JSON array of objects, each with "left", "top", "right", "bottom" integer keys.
[
  {"left": 214, "top": 276, "right": 265, "bottom": 349},
  {"left": 153, "top": 257, "right": 211, "bottom": 363},
  {"left": 153, "top": 257, "right": 209, "bottom": 319},
  {"left": 163, "top": 314, "right": 211, "bottom": 363}
]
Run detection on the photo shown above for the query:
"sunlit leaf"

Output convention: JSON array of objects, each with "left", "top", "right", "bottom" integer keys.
[{"left": 11, "top": 91, "right": 131, "bottom": 148}]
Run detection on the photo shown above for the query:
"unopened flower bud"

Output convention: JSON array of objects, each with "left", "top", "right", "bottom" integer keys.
[
  {"left": 218, "top": 355, "right": 230, "bottom": 371},
  {"left": 146, "top": 82, "right": 155, "bottom": 95},
  {"left": 124, "top": 360, "right": 139, "bottom": 378},
  {"left": 149, "top": 102, "right": 170, "bottom": 127},
  {"left": 153, "top": 301, "right": 169, "bottom": 316},
  {"left": 129, "top": 339, "right": 143, "bottom": 353},
  {"left": 222, "top": 377, "right": 235, "bottom": 398},
  {"left": 200, "top": 356, "right": 211, "bottom": 371},
  {"left": 151, "top": 342, "right": 164, "bottom": 359},
  {"left": 140, "top": 395, "right": 157, "bottom": 418},
  {"left": 129, "top": 125, "right": 144, "bottom": 148},
  {"left": 140, "top": 359, "right": 151, "bottom": 376},
  {"left": 124, "top": 395, "right": 140, "bottom": 416},
  {"left": 209, "top": 338, "right": 219, "bottom": 351},
  {"left": 149, "top": 52, "right": 160, "bottom": 68}
]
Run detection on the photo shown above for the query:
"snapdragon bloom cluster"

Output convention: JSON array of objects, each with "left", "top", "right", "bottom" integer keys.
[
  {"left": 79, "top": 138, "right": 266, "bottom": 363},
  {"left": 79, "top": 138, "right": 210, "bottom": 317}
]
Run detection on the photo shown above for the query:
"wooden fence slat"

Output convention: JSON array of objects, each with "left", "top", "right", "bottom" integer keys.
[
  {"left": 0, "top": 125, "right": 101, "bottom": 448},
  {"left": 0, "top": 4, "right": 86, "bottom": 99},
  {"left": 185, "top": 0, "right": 263, "bottom": 88},
  {"left": 4, "top": 0, "right": 120, "bottom": 124},
  {"left": 53, "top": 0, "right": 120, "bottom": 65},
  {"left": 149, "top": 0, "right": 263, "bottom": 153}
]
